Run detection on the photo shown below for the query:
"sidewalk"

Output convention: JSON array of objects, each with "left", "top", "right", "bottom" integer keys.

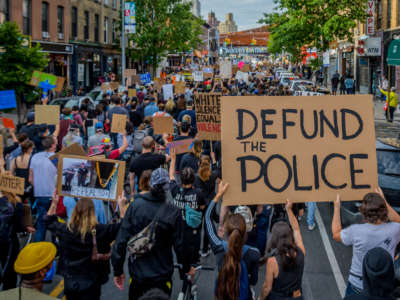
[{"left": 373, "top": 100, "right": 400, "bottom": 139}]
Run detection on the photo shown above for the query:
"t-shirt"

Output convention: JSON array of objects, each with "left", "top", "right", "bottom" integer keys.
[
  {"left": 129, "top": 152, "right": 166, "bottom": 179},
  {"left": 341, "top": 222, "right": 400, "bottom": 290},
  {"left": 170, "top": 180, "right": 205, "bottom": 224},
  {"left": 30, "top": 151, "right": 57, "bottom": 197}
]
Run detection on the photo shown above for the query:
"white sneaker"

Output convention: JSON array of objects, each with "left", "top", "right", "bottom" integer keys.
[{"left": 308, "top": 223, "right": 316, "bottom": 231}]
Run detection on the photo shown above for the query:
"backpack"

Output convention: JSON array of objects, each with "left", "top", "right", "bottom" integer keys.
[
  {"left": 132, "top": 130, "right": 146, "bottom": 153},
  {"left": 0, "top": 197, "right": 14, "bottom": 243},
  {"left": 221, "top": 241, "right": 250, "bottom": 300}
]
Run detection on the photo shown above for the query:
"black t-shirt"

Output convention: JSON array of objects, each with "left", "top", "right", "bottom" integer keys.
[
  {"left": 129, "top": 152, "right": 166, "bottom": 179},
  {"left": 170, "top": 179, "right": 206, "bottom": 223},
  {"left": 129, "top": 110, "right": 143, "bottom": 128}
]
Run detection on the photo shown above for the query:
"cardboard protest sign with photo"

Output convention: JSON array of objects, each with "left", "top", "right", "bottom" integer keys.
[
  {"left": 30, "top": 71, "right": 65, "bottom": 92},
  {"left": 111, "top": 114, "right": 127, "bottom": 133},
  {"left": 0, "top": 90, "right": 17, "bottom": 110},
  {"left": 153, "top": 116, "right": 174, "bottom": 135},
  {"left": 175, "top": 81, "right": 186, "bottom": 94},
  {"left": 34, "top": 105, "right": 60, "bottom": 125},
  {"left": 2, "top": 118, "right": 15, "bottom": 129},
  {"left": 0, "top": 173, "right": 25, "bottom": 195},
  {"left": 168, "top": 139, "right": 194, "bottom": 155},
  {"left": 194, "top": 93, "right": 221, "bottom": 141},
  {"left": 220, "top": 61, "right": 232, "bottom": 79},
  {"left": 193, "top": 71, "right": 203, "bottom": 82},
  {"left": 221, "top": 95, "right": 378, "bottom": 205},
  {"left": 57, "top": 154, "right": 125, "bottom": 201}
]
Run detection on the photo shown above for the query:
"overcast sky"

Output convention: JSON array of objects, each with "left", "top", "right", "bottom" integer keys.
[{"left": 200, "top": 0, "right": 276, "bottom": 31}]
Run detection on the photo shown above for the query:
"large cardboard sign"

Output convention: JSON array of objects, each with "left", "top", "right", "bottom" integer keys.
[
  {"left": 153, "top": 116, "right": 174, "bottom": 134},
  {"left": 220, "top": 61, "right": 232, "bottom": 79},
  {"left": 168, "top": 138, "right": 194, "bottom": 155},
  {"left": 128, "top": 89, "right": 137, "bottom": 98},
  {"left": 124, "top": 69, "right": 136, "bottom": 77},
  {"left": 111, "top": 114, "right": 127, "bottom": 133},
  {"left": 221, "top": 95, "right": 378, "bottom": 205},
  {"left": 34, "top": 105, "right": 60, "bottom": 125},
  {"left": 30, "top": 71, "right": 65, "bottom": 92},
  {"left": 175, "top": 81, "right": 186, "bottom": 94},
  {"left": 0, "top": 173, "right": 25, "bottom": 195},
  {"left": 194, "top": 93, "right": 221, "bottom": 141},
  {"left": 57, "top": 154, "right": 125, "bottom": 201}
]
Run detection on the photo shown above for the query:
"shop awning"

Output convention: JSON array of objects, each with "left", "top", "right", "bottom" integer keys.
[{"left": 387, "top": 39, "right": 400, "bottom": 66}]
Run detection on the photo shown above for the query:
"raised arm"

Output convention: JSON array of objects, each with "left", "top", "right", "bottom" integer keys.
[
  {"left": 169, "top": 147, "right": 176, "bottom": 181},
  {"left": 118, "top": 133, "right": 128, "bottom": 155},
  {"left": 332, "top": 194, "right": 342, "bottom": 243},
  {"left": 286, "top": 199, "right": 305, "bottom": 255}
]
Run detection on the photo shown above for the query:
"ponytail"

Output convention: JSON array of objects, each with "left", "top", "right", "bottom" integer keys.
[
  {"left": 198, "top": 155, "right": 211, "bottom": 182},
  {"left": 216, "top": 215, "right": 246, "bottom": 300}
]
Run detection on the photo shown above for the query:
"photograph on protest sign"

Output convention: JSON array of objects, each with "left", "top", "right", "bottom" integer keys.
[
  {"left": 194, "top": 93, "right": 221, "bottom": 140},
  {"left": 221, "top": 95, "right": 378, "bottom": 205},
  {"left": 57, "top": 155, "right": 125, "bottom": 201},
  {"left": 153, "top": 116, "right": 174, "bottom": 135},
  {"left": 34, "top": 105, "right": 60, "bottom": 125}
]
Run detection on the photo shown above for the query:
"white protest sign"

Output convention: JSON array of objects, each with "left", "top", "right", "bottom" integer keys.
[
  {"left": 194, "top": 71, "right": 204, "bottom": 82},
  {"left": 236, "top": 71, "right": 249, "bottom": 83},
  {"left": 220, "top": 61, "right": 232, "bottom": 79},
  {"left": 163, "top": 84, "right": 174, "bottom": 101}
]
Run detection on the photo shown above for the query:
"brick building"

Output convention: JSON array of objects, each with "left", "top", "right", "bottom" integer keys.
[
  {"left": 0, "top": 0, "right": 73, "bottom": 83},
  {"left": 70, "top": 0, "right": 121, "bottom": 92}
]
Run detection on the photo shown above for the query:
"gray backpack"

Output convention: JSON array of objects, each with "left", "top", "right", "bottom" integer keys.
[{"left": 132, "top": 130, "right": 146, "bottom": 153}]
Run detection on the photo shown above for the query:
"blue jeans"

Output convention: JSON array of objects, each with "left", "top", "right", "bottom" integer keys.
[
  {"left": 345, "top": 282, "right": 362, "bottom": 296},
  {"left": 34, "top": 197, "right": 51, "bottom": 242},
  {"left": 306, "top": 202, "right": 316, "bottom": 226}
]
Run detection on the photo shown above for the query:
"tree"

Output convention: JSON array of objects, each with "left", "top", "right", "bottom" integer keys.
[
  {"left": 0, "top": 22, "right": 48, "bottom": 121},
  {"left": 127, "top": 0, "right": 203, "bottom": 75},
  {"left": 260, "top": 0, "right": 368, "bottom": 62}
]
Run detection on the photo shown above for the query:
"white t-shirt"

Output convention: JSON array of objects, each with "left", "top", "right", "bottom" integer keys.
[{"left": 341, "top": 222, "right": 400, "bottom": 289}]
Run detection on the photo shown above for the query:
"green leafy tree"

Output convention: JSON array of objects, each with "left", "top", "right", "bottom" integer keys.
[
  {"left": 127, "top": 0, "right": 203, "bottom": 75},
  {"left": 260, "top": 0, "right": 368, "bottom": 62},
  {"left": 0, "top": 22, "right": 48, "bottom": 121}
]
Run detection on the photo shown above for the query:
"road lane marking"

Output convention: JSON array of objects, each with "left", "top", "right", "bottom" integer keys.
[
  {"left": 49, "top": 279, "right": 64, "bottom": 297},
  {"left": 315, "top": 206, "right": 346, "bottom": 298}
]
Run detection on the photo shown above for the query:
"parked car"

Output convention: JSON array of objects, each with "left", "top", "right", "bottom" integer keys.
[
  {"left": 280, "top": 75, "right": 299, "bottom": 87},
  {"left": 87, "top": 85, "right": 126, "bottom": 104},
  {"left": 48, "top": 96, "right": 95, "bottom": 111},
  {"left": 340, "top": 140, "right": 400, "bottom": 226}
]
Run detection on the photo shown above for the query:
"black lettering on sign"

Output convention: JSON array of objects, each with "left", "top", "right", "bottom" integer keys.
[
  {"left": 341, "top": 109, "right": 363, "bottom": 140},
  {"left": 300, "top": 109, "right": 318, "bottom": 139},
  {"left": 350, "top": 154, "right": 371, "bottom": 189},
  {"left": 237, "top": 155, "right": 263, "bottom": 192},
  {"left": 320, "top": 110, "right": 339, "bottom": 138},
  {"left": 282, "top": 109, "right": 297, "bottom": 139},
  {"left": 237, "top": 109, "right": 258, "bottom": 140},
  {"left": 263, "top": 154, "right": 292, "bottom": 192},
  {"left": 321, "top": 153, "right": 347, "bottom": 189},
  {"left": 261, "top": 109, "right": 277, "bottom": 139},
  {"left": 293, "top": 155, "right": 312, "bottom": 191}
]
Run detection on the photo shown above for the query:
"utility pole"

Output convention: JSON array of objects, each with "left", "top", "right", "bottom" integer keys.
[{"left": 121, "top": 0, "right": 126, "bottom": 86}]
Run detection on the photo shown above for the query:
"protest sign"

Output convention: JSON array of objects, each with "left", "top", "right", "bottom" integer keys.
[
  {"left": 193, "top": 71, "right": 203, "bottom": 82},
  {"left": 0, "top": 173, "right": 25, "bottom": 195},
  {"left": 242, "top": 64, "right": 250, "bottom": 73},
  {"left": 220, "top": 61, "right": 232, "bottom": 79},
  {"left": 30, "top": 71, "right": 65, "bottom": 92},
  {"left": 2, "top": 117, "right": 15, "bottom": 129},
  {"left": 168, "top": 138, "right": 194, "bottom": 155},
  {"left": 221, "top": 95, "right": 378, "bottom": 205},
  {"left": 0, "top": 90, "right": 17, "bottom": 110},
  {"left": 175, "top": 81, "right": 186, "bottom": 94},
  {"left": 140, "top": 73, "right": 152, "bottom": 85},
  {"left": 203, "top": 72, "right": 213, "bottom": 79},
  {"left": 236, "top": 71, "right": 249, "bottom": 83},
  {"left": 124, "top": 69, "right": 136, "bottom": 77},
  {"left": 109, "top": 82, "right": 120, "bottom": 90},
  {"left": 57, "top": 154, "right": 125, "bottom": 201},
  {"left": 163, "top": 84, "right": 174, "bottom": 101},
  {"left": 132, "top": 75, "right": 141, "bottom": 84},
  {"left": 111, "top": 114, "right": 127, "bottom": 133},
  {"left": 49, "top": 142, "right": 86, "bottom": 161},
  {"left": 232, "top": 66, "right": 239, "bottom": 75},
  {"left": 153, "top": 116, "right": 174, "bottom": 134},
  {"left": 194, "top": 93, "right": 221, "bottom": 140},
  {"left": 202, "top": 67, "right": 213, "bottom": 74},
  {"left": 34, "top": 105, "right": 60, "bottom": 125},
  {"left": 128, "top": 89, "right": 136, "bottom": 98}
]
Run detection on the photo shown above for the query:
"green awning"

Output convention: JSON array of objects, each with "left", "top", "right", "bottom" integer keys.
[{"left": 387, "top": 39, "right": 400, "bottom": 66}]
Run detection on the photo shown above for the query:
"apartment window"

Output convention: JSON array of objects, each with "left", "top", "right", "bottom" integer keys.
[
  {"left": 22, "top": 0, "right": 31, "bottom": 35},
  {"left": 104, "top": 17, "right": 108, "bottom": 43},
  {"left": 84, "top": 11, "right": 89, "bottom": 40},
  {"left": 112, "top": 19, "right": 116, "bottom": 41},
  {"left": 95, "top": 14, "right": 99, "bottom": 42},
  {"left": 57, "top": 6, "right": 64, "bottom": 34},
  {"left": 387, "top": 0, "right": 391, "bottom": 28},
  {"left": 42, "top": 2, "right": 49, "bottom": 33},
  {"left": 71, "top": 7, "right": 77, "bottom": 38},
  {"left": 377, "top": 0, "right": 382, "bottom": 29},
  {"left": 1, "top": 0, "right": 10, "bottom": 21},
  {"left": 113, "top": 0, "right": 117, "bottom": 9},
  {"left": 104, "top": 0, "right": 109, "bottom": 6}
]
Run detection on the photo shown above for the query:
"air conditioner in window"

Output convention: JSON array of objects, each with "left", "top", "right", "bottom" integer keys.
[
  {"left": 42, "top": 32, "right": 49, "bottom": 38},
  {"left": 58, "top": 33, "right": 64, "bottom": 40}
]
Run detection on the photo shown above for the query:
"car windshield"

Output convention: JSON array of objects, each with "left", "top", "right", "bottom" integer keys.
[
  {"left": 88, "top": 91, "right": 101, "bottom": 101},
  {"left": 65, "top": 99, "right": 79, "bottom": 108},
  {"left": 377, "top": 150, "right": 400, "bottom": 176}
]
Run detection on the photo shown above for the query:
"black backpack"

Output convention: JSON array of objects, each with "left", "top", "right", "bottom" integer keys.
[{"left": 0, "top": 197, "right": 14, "bottom": 243}]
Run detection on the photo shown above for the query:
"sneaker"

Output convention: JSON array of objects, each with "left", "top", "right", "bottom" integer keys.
[{"left": 308, "top": 223, "right": 316, "bottom": 231}]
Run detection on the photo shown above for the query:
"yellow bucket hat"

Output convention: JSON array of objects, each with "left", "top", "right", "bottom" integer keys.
[{"left": 14, "top": 242, "right": 57, "bottom": 274}]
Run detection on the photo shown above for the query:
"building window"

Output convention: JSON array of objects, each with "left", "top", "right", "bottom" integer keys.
[
  {"left": 71, "top": 7, "right": 77, "bottom": 38},
  {"left": 104, "top": 17, "right": 108, "bottom": 43},
  {"left": 84, "top": 11, "right": 89, "bottom": 40},
  {"left": 112, "top": 19, "right": 116, "bottom": 41},
  {"left": 42, "top": 2, "right": 49, "bottom": 33},
  {"left": 1, "top": 0, "right": 10, "bottom": 21},
  {"left": 22, "top": 0, "right": 31, "bottom": 35},
  {"left": 377, "top": 0, "right": 382, "bottom": 29},
  {"left": 387, "top": 0, "right": 391, "bottom": 28},
  {"left": 113, "top": 0, "right": 117, "bottom": 9},
  {"left": 57, "top": 6, "right": 64, "bottom": 34},
  {"left": 95, "top": 14, "right": 99, "bottom": 42},
  {"left": 104, "top": 0, "right": 109, "bottom": 6}
]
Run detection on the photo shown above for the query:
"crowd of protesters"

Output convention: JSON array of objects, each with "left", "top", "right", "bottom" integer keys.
[{"left": 0, "top": 63, "right": 398, "bottom": 300}]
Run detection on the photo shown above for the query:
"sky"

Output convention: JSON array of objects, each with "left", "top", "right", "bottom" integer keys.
[{"left": 200, "top": 0, "right": 276, "bottom": 31}]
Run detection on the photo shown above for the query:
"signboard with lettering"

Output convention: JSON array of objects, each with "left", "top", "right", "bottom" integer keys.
[
  {"left": 194, "top": 93, "right": 221, "bottom": 141},
  {"left": 367, "top": 0, "right": 375, "bottom": 35},
  {"left": 0, "top": 173, "right": 25, "bottom": 195},
  {"left": 221, "top": 95, "right": 378, "bottom": 205}
]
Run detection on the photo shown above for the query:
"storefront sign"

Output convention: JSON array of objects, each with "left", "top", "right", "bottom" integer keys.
[
  {"left": 367, "top": 0, "right": 375, "bottom": 35},
  {"left": 365, "top": 37, "right": 381, "bottom": 56},
  {"left": 124, "top": 2, "right": 136, "bottom": 34}
]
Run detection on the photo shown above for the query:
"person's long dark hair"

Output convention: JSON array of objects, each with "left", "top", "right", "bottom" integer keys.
[
  {"left": 267, "top": 221, "right": 298, "bottom": 271},
  {"left": 216, "top": 214, "right": 246, "bottom": 300}
]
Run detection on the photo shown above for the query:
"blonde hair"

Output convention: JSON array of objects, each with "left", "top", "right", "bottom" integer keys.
[
  {"left": 182, "top": 114, "right": 192, "bottom": 124},
  {"left": 165, "top": 99, "right": 175, "bottom": 114},
  {"left": 191, "top": 139, "right": 203, "bottom": 159},
  {"left": 67, "top": 198, "right": 98, "bottom": 241}
]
